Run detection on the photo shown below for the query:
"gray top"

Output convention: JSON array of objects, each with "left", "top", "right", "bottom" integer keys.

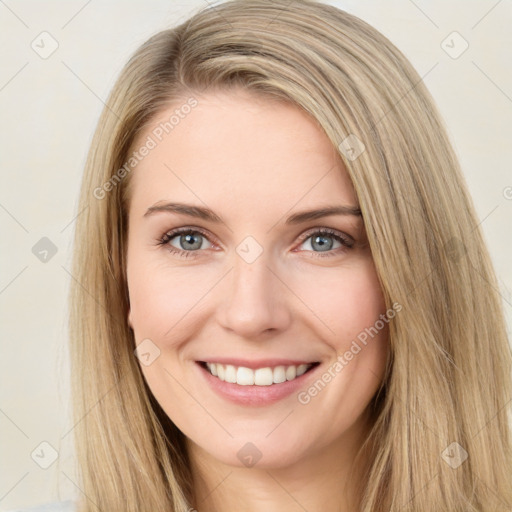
[{"left": 8, "top": 502, "right": 75, "bottom": 512}]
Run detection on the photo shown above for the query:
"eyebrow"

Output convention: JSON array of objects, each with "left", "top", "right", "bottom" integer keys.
[{"left": 144, "top": 202, "right": 362, "bottom": 224}]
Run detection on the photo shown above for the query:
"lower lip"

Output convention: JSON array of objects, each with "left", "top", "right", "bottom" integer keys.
[{"left": 195, "top": 362, "right": 320, "bottom": 406}]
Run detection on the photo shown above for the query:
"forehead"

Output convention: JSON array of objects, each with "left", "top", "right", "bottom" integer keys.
[{"left": 127, "top": 89, "right": 357, "bottom": 219}]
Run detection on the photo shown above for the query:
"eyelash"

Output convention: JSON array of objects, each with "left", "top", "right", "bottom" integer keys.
[{"left": 156, "top": 226, "right": 354, "bottom": 259}]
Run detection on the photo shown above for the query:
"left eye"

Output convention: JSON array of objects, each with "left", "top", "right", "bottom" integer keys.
[{"left": 299, "top": 231, "right": 344, "bottom": 252}]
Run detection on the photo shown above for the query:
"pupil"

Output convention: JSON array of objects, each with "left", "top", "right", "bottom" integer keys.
[
  {"left": 183, "top": 233, "right": 201, "bottom": 250},
  {"left": 313, "top": 235, "right": 332, "bottom": 252}
]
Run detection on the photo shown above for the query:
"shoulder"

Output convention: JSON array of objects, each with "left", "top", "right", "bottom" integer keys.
[{"left": 7, "top": 502, "right": 75, "bottom": 512}]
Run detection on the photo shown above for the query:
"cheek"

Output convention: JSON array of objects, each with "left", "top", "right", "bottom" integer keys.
[
  {"left": 292, "top": 259, "right": 386, "bottom": 344},
  {"left": 127, "top": 255, "right": 215, "bottom": 341},
  {"left": 292, "top": 262, "right": 389, "bottom": 433}
]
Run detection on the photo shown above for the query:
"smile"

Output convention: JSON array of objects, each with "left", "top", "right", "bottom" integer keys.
[{"left": 200, "top": 361, "right": 319, "bottom": 386}]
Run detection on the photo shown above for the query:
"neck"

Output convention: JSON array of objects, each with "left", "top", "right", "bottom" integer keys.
[{"left": 186, "top": 409, "right": 374, "bottom": 512}]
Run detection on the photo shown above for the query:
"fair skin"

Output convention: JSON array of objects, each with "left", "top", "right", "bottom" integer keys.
[{"left": 126, "top": 89, "right": 388, "bottom": 512}]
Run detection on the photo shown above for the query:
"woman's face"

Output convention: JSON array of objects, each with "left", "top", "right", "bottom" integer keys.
[{"left": 126, "top": 89, "right": 389, "bottom": 469}]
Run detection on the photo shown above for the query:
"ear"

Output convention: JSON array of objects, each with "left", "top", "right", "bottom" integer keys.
[{"left": 127, "top": 309, "right": 133, "bottom": 329}]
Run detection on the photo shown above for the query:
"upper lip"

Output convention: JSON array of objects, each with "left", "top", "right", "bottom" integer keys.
[{"left": 197, "top": 358, "right": 320, "bottom": 370}]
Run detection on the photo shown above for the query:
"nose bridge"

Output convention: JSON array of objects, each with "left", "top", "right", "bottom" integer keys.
[{"left": 217, "top": 246, "right": 291, "bottom": 337}]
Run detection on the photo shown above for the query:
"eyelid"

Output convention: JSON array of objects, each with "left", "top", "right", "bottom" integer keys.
[{"left": 295, "top": 226, "right": 354, "bottom": 246}]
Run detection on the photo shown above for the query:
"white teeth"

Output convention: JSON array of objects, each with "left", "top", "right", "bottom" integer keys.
[
  {"left": 237, "top": 366, "right": 255, "bottom": 385},
  {"left": 285, "top": 365, "right": 296, "bottom": 381},
  {"left": 296, "top": 364, "right": 309, "bottom": 377},
  {"left": 225, "top": 365, "right": 237, "bottom": 383},
  {"left": 254, "top": 367, "right": 273, "bottom": 386},
  {"left": 273, "top": 365, "right": 286, "bottom": 384},
  {"left": 204, "top": 362, "right": 315, "bottom": 385}
]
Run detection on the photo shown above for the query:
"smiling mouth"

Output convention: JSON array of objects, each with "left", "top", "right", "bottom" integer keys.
[{"left": 198, "top": 361, "right": 320, "bottom": 386}]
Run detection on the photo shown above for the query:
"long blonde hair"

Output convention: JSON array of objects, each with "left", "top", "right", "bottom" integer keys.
[{"left": 69, "top": 1, "right": 512, "bottom": 510}]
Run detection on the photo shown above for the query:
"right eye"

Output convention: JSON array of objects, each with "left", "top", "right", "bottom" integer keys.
[{"left": 158, "top": 227, "right": 215, "bottom": 258}]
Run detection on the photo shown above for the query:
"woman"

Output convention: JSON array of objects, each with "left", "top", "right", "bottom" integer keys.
[{"left": 28, "top": 0, "right": 512, "bottom": 510}]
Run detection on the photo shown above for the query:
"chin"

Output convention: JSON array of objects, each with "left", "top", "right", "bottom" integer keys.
[{"left": 191, "top": 430, "right": 313, "bottom": 470}]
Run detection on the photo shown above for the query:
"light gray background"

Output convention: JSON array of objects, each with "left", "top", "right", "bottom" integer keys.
[{"left": 1, "top": 0, "right": 511, "bottom": 509}]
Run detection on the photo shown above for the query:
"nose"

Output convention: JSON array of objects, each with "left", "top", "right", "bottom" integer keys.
[{"left": 216, "top": 253, "right": 292, "bottom": 339}]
